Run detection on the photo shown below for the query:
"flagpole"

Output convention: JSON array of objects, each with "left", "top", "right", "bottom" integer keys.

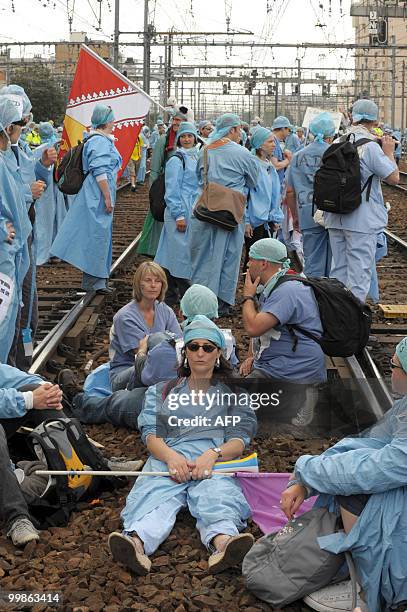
[
  {"left": 35, "top": 470, "right": 236, "bottom": 477},
  {"left": 81, "top": 43, "right": 165, "bottom": 111}
]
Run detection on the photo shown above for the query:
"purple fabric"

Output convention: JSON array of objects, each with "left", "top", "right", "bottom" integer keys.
[{"left": 236, "top": 472, "right": 316, "bottom": 534}]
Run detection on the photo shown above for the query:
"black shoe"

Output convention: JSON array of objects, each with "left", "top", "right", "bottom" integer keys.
[
  {"left": 57, "top": 369, "right": 82, "bottom": 403},
  {"left": 96, "top": 286, "right": 114, "bottom": 295},
  {"left": 131, "top": 185, "right": 137, "bottom": 192}
]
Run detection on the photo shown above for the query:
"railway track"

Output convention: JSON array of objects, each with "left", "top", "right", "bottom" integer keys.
[
  {"left": 30, "top": 182, "right": 147, "bottom": 375},
  {"left": 4, "top": 176, "right": 401, "bottom": 612}
]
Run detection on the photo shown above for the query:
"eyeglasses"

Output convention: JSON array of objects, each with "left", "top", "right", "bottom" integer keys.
[
  {"left": 390, "top": 358, "right": 404, "bottom": 371},
  {"left": 186, "top": 342, "right": 217, "bottom": 353}
]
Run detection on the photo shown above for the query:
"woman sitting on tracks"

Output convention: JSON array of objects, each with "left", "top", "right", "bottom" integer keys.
[
  {"left": 280, "top": 336, "right": 407, "bottom": 612},
  {"left": 108, "top": 315, "right": 257, "bottom": 575},
  {"left": 155, "top": 121, "right": 199, "bottom": 307},
  {"left": 109, "top": 261, "right": 181, "bottom": 391},
  {"left": 50, "top": 103, "right": 122, "bottom": 294}
]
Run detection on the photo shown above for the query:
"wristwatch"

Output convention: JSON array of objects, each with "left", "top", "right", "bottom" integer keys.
[
  {"left": 209, "top": 447, "right": 223, "bottom": 459},
  {"left": 242, "top": 296, "right": 256, "bottom": 304}
]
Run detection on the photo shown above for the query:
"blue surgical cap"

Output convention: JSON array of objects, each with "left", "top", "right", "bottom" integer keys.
[
  {"left": 0, "top": 95, "right": 23, "bottom": 133},
  {"left": 183, "top": 315, "right": 226, "bottom": 350},
  {"left": 309, "top": 112, "right": 336, "bottom": 143},
  {"left": 38, "top": 121, "right": 55, "bottom": 140},
  {"left": 208, "top": 113, "right": 241, "bottom": 143},
  {"left": 396, "top": 337, "right": 407, "bottom": 374},
  {"left": 198, "top": 119, "right": 212, "bottom": 131},
  {"left": 180, "top": 284, "right": 218, "bottom": 324},
  {"left": 249, "top": 238, "right": 289, "bottom": 267},
  {"left": 157, "top": 119, "right": 164, "bottom": 126},
  {"left": 0, "top": 84, "right": 32, "bottom": 116},
  {"left": 91, "top": 103, "right": 115, "bottom": 128},
  {"left": 272, "top": 116, "right": 292, "bottom": 130},
  {"left": 175, "top": 121, "right": 197, "bottom": 145},
  {"left": 250, "top": 126, "right": 272, "bottom": 152},
  {"left": 352, "top": 99, "right": 378, "bottom": 123}
]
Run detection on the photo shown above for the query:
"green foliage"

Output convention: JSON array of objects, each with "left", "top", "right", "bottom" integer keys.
[{"left": 10, "top": 65, "right": 66, "bottom": 124}]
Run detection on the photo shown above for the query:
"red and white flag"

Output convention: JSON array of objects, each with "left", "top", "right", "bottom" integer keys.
[{"left": 60, "top": 44, "right": 153, "bottom": 177}]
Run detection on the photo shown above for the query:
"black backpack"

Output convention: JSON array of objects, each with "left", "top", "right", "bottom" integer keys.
[
  {"left": 149, "top": 152, "right": 185, "bottom": 221},
  {"left": 27, "top": 417, "right": 124, "bottom": 527},
  {"left": 274, "top": 275, "right": 372, "bottom": 357},
  {"left": 313, "top": 135, "right": 374, "bottom": 215},
  {"left": 56, "top": 134, "right": 99, "bottom": 195}
]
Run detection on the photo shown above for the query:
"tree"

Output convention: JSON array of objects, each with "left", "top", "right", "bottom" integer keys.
[{"left": 10, "top": 65, "right": 66, "bottom": 124}]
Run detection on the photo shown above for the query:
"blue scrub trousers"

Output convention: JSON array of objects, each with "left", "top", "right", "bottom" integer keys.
[
  {"left": 302, "top": 226, "right": 331, "bottom": 278},
  {"left": 328, "top": 229, "right": 377, "bottom": 302},
  {"left": 123, "top": 491, "right": 239, "bottom": 556}
]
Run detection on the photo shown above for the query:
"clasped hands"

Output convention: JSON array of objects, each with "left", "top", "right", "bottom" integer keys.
[{"left": 166, "top": 449, "right": 217, "bottom": 483}]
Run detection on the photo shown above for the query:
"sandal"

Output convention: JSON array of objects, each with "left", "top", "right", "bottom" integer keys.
[
  {"left": 108, "top": 532, "right": 151, "bottom": 575},
  {"left": 208, "top": 533, "right": 254, "bottom": 574}
]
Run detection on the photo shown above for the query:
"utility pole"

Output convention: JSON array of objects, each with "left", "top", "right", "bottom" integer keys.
[
  {"left": 113, "top": 0, "right": 120, "bottom": 69},
  {"left": 297, "top": 58, "right": 301, "bottom": 125},
  {"left": 197, "top": 67, "right": 201, "bottom": 119},
  {"left": 167, "top": 32, "right": 173, "bottom": 98},
  {"left": 143, "top": 0, "right": 151, "bottom": 94},
  {"left": 391, "top": 36, "right": 396, "bottom": 127},
  {"left": 274, "top": 76, "right": 279, "bottom": 119},
  {"left": 402, "top": 60, "right": 405, "bottom": 131}
]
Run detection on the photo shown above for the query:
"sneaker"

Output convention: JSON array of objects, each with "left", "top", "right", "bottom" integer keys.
[
  {"left": 131, "top": 185, "right": 137, "bottom": 192},
  {"left": 208, "top": 533, "right": 254, "bottom": 574},
  {"left": 108, "top": 532, "right": 151, "bottom": 575},
  {"left": 303, "top": 579, "right": 361, "bottom": 612},
  {"left": 292, "top": 387, "right": 318, "bottom": 427},
  {"left": 58, "top": 368, "right": 82, "bottom": 403},
  {"left": 7, "top": 517, "right": 39, "bottom": 547},
  {"left": 107, "top": 457, "right": 144, "bottom": 472}
]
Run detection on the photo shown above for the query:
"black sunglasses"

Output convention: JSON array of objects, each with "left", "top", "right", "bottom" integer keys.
[
  {"left": 186, "top": 342, "right": 217, "bottom": 353},
  {"left": 12, "top": 120, "right": 26, "bottom": 127}
]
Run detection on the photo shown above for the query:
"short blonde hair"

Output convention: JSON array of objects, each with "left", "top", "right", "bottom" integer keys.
[{"left": 132, "top": 261, "right": 167, "bottom": 302}]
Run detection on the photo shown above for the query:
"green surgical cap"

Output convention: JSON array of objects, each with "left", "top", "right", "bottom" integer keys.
[
  {"left": 180, "top": 284, "right": 218, "bottom": 323},
  {"left": 395, "top": 337, "right": 407, "bottom": 373},
  {"left": 183, "top": 315, "right": 226, "bottom": 350},
  {"left": 249, "top": 238, "right": 288, "bottom": 265},
  {"left": 91, "top": 103, "right": 114, "bottom": 128}
]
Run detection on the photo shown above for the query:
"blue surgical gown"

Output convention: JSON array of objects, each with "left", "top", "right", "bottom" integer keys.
[
  {"left": 189, "top": 141, "right": 259, "bottom": 305},
  {"left": 155, "top": 148, "right": 199, "bottom": 279},
  {"left": 0, "top": 363, "right": 44, "bottom": 417},
  {"left": 50, "top": 133, "right": 122, "bottom": 279},
  {"left": 0, "top": 154, "right": 31, "bottom": 363},
  {"left": 245, "top": 158, "right": 282, "bottom": 229},
  {"left": 295, "top": 396, "right": 407, "bottom": 612}
]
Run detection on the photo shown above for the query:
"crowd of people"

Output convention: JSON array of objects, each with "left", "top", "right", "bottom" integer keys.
[{"left": 0, "top": 82, "right": 406, "bottom": 612}]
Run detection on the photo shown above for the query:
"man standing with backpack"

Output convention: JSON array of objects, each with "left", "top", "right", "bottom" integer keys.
[{"left": 320, "top": 99, "right": 399, "bottom": 302}]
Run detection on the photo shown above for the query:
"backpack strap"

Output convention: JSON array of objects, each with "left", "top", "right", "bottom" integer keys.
[
  {"left": 271, "top": 275, "right": 322, "bottom": 351},
  {"left": 361, "top": 174, "right": 374, "bottom": 201},
  {"left": 173, "top": 151, "right": 186, "bottom": 170}
]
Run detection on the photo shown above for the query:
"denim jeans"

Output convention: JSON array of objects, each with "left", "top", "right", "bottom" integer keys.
[{"left": 0, "top": 425, "right": 30, "bottom": 531}]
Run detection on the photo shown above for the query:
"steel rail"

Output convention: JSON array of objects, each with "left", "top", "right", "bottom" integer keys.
[
  {"left": 362, "top": 348, "right": 394, "bottom": 412},
  {"left": 344, "top": 355, "right": 385, "bottom": 421},
  {"left": 29, "top": 182, "right": 140, "bottom": 375},
  {"left": 384, "top": 228, "right": 407, "bottom": 251}
]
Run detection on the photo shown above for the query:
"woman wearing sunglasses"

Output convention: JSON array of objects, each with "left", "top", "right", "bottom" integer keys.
[
  {"left": 279, "top": 336, "right": 407, "bottom": 612},
  {"left": 109, "top": 315, "right": 257, "bottom": 575}
]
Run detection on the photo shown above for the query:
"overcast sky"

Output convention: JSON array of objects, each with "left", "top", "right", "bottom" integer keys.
[{"left": 0, "top": 0, "right": 356, "bottom": 75}]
